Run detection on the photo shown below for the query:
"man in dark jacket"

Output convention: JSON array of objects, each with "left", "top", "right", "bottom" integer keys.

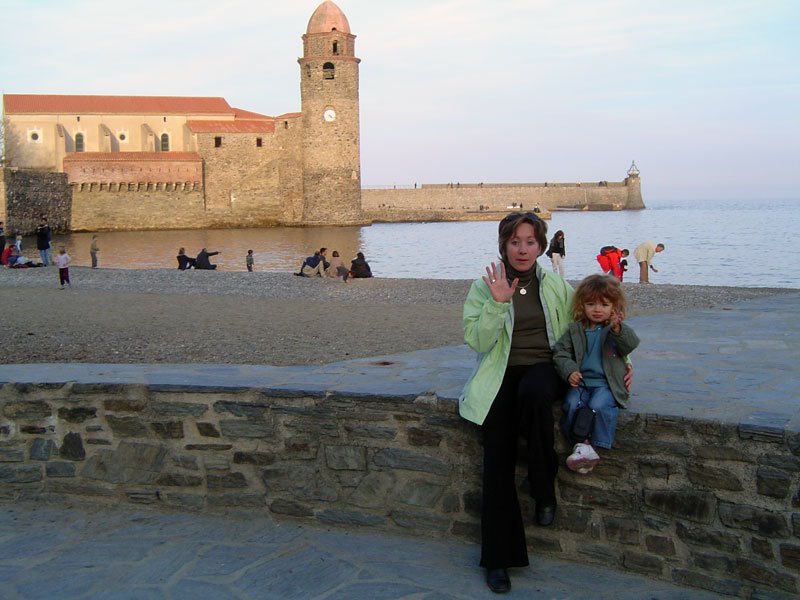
[
  {"left": 36, "top": 217, "right": 52, "bottom": 266},
  {"left": 195, "top": 248, "right": 219, "bottom": 270}
]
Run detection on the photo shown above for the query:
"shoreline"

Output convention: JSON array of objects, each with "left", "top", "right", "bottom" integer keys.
[{"left": 3, "top": 267, "right": 796, "bottom": 366}]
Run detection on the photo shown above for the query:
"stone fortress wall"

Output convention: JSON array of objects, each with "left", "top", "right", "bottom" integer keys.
[{"left": 1, "top": 382, "right": 797, "bottom": 598}]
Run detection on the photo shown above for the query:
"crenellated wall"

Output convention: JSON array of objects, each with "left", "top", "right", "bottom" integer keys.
[{"left": 0, "top": 382, "right": 797, "bottom": 598}]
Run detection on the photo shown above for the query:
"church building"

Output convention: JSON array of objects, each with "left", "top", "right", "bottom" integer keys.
[{"left": 1, "top": 1, "right": 366, "bottom": 229}]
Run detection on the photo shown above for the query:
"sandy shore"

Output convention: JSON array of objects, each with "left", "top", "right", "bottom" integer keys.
[{"left": 2, "top": 267, "right": 795, "bottom": 366}]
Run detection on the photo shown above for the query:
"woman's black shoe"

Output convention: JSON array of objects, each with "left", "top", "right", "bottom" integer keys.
[
  {"left": 536, "top": 503, "right": 556, "bottom": 526},
  {"left": 486, "top": 568, "right": 511, "bottom": 593}
]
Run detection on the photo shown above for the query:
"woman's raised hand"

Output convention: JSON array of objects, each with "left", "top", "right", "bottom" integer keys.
[{"left": 482, "top": 261, "right": 518, "bottom": 303}]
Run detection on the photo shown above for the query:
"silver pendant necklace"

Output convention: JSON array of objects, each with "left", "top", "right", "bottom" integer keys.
[{"left": 517, "top": 279, "right": 533, "bottom": 295}]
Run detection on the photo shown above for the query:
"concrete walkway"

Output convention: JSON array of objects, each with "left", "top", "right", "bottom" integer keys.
[{"left": 1, "top": 292, "right": 798, "bottom": 599}]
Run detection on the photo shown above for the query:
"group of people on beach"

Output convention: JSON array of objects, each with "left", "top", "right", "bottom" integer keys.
[
  {"left": 1, "top": 216, "right": 77, "bottom": 289},
  {"left": 295, "top": 247, "right": 373, "bottom": 281},
  {"left": 460, "top": 211, "right": 642, "bottom": 593},
  {"left": 544, "top": 229, "right": 665, "bottom": 284},
  {"left": 176, "top": 247, "right": 221, "bottom": 270}
]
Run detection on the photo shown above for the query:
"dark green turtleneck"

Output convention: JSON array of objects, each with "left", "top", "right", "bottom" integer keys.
[{"left": 506, "top": 263, "right": 552, "bottom": 366}]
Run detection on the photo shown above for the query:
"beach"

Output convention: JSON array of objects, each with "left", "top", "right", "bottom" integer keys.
[{"left": 2, "top": 267, "right": 793, "bottom": 366}]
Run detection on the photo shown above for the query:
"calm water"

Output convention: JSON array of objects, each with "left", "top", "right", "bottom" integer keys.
[{"left": 32, "top": 198, "right": 799, "bottom": 288}]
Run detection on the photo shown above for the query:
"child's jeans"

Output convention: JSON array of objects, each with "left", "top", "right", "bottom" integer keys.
[{"left": 562, "top": 385, "right": 618, "bottom": 449}]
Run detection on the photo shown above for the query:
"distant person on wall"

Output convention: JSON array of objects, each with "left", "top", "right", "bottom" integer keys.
[
  {"left": 36, "top": 217, "right": 52, "bottom": 266},
  {"left": 297, "top": 251, "right": 325, "bottom": 277},
  {"left": 633, "top": 242, "right": 665, "bottom": 284},
  {"left": 326, "top": 250, "right": 350, "bottom": 282},
  {"left": 246, "top": 249, "right": 254, "bottom": 272},
  {"left": 177, "top": 248, "right": 196, "bottom": 270},
  {"left": 545, "top": 230, "right": 566, "bottom": 276},
  {"left": 89, "top": 235, "right": 100, "bottom": 268},
  {"left": 552, "top": 274, "right": 639, "bottom": 474},
  {"left": 349, "top": 251, "right": 373, "bottom": 278},
  {"left": 195, "top": 248, "right": 220, "bottom": 270},
  {"left": 55, "top": 246, "right": 71, "bottom": 288}
]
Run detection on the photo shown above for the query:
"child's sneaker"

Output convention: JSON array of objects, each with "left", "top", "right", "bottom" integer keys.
[{"left": 566, "top": 443, "right": 600, "bottom": 474}]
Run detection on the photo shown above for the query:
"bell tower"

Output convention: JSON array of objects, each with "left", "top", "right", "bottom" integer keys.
[{"left": 299, "top": 1, "right": 366, "bottom": 225}]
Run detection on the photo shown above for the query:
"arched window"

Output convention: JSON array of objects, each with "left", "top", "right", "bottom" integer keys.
[
  {"left": 160, "top": 133, "right": 170, "bottom": 152},
  {"left": 323, "top": 62, "right": 335, "bottom": 80},
  {"left": 75, "top": 133, "right": 85, "bottom": 152}
]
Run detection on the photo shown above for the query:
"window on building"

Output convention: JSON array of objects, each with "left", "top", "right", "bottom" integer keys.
[
  {"left": 323, "top": 62, "right": 335, "bottom": 80},
  {"left": 256, "top": 138, "right": 263, "bottom": 147},
  {"left": 160, "top": 133, "right": 170, "bottom": 152},
  {"left": 284, "top": 121, "right": 288, "bottom": 129},
  {"left": 75, "top": 133, "right": 85, "bottom": 152},
  {"left": 332, "top": 41, "right": 338, "bottom": 55},
  {"left": 30, "top": 132, "right": 39, "bottom": 142},
  {"left": 214, "top": 137, "right": 222, "bottom": 148},
  {"left": 306, "top": 65, "right": 311, "bottom": 78}
]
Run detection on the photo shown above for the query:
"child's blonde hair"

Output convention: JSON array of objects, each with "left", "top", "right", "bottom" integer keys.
[{"left": 571, "top": 274, "right": 627, "bottom": 325}]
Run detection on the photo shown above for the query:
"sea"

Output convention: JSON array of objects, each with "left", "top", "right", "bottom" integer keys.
[{"left": 33, "top": 197, "right": 799, "bottom": 289}]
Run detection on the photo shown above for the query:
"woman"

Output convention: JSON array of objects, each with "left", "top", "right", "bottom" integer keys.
[
  {"left": 326, "top": 250, "right": 350, "bottom": 281},
  {"left": 460, "top": 212, "right": 573, "bottom": 594},
  {"left": 349, "top": 251, "right": 372, "bottom": 278},
  {"left": 545, "top": 230, "right": 566, "bottom": 276}
]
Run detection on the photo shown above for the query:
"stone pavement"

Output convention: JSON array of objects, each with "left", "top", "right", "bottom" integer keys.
[
  {"left": 0, "top": 291, "right": 798, "bottom": 599},
  {"left": 0, "top": 503, "right": 725, "bottom": 600}
]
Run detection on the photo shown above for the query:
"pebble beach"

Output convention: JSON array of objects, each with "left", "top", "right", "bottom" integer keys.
[{"left": 2, "top": 267, "right": 794, "bottom": 366}]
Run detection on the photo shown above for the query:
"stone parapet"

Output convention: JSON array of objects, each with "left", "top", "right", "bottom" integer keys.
[{"left": 1, "top": 381, "right": 797, "bottom": 598}]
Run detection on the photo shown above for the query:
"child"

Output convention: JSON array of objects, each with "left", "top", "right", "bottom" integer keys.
[
  {"left": 56, "top": 246, "right": 71, "bottom": 288},
  {"left": 246, "top": 249, "right": 254, "bottom": 272},
  {"left": 553, "top": 274, "right": 640, "bottom": 473}
]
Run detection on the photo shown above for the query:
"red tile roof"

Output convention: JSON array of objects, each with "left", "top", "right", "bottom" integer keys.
[
  {"left": 186, "top": 120, "right": 276, "bottom": 134},
  {"left": 63, "top": 152, "right": 202, "bottom": 162},
  {"left": 232, "top": 107, "right": 273, "bottom": 120},
  {"left": 3, "top": 94, "right": 234, "bottom": 115}
]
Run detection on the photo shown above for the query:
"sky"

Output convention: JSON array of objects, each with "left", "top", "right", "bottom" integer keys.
[{"left": 1, "top": 0, "right": 798, "bottom": 201}]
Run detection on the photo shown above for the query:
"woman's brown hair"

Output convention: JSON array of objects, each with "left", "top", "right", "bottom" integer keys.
[{"left": 497, "top": 212, "right": 548, "bottom": 263}]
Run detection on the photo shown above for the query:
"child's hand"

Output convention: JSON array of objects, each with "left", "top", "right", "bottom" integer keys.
[
  {"left": 568, "top": 372, "right": 583, "bottom": 387},
  {"left": 610, "top": 310, "right": 624, "bottom": 332}
]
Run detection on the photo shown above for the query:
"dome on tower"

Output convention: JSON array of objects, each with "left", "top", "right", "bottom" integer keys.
[{"left": 306, "top": 1, "right": 351, "bottom": 34}]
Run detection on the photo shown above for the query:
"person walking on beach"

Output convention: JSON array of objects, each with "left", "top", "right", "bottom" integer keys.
[
  {"left": 36, "top": 217, "right": 52, "bottom": 266},
  {"left": 545, "top": 230, "right": 566, "bottom": 276},
  {"left": 89, "top": 235, "right": 100, "bottom": 268},
  {"left": 246, "top": 249, "right": 254, "bottom": 272},
  {"left": 55, "top": 246, "right": 71, "bottom": 288},
  {"left": 553, "top": 274, "right": 639, "bottom": 474},
  {"left": 633, "top": 242, "right": 664, "bottom": 283}
]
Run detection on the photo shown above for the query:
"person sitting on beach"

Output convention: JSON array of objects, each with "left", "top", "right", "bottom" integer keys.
[
  {"left": 1, "top": 242, "right": 14, "bottom": 266},
  {"left": 177, "top": 248, "right": 196, "bottom": 270},
  {"left": 297, "top": 251, "right": 325, "bottom": 277},
  {"left": 349, "top": 252, "right": 373, "bottom": 279},
  {"left": 326, "top": 250, "right": 350, "bottom": 282},
  {"left": 195, "top": 248, "right": 219, "bottom": 270},
  {"left": 7, "top": 246, "right": 42, "bottom": 268}
]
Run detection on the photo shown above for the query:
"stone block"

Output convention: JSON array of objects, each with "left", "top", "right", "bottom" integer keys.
[
  {"left": 185, "top": 444, "right": 232, "bottom": 451},
  {"left": 526, "top": 533, "right": 563, "bottom": 553},
  {"left": 233, "top": 451, "right": 275, "bottom": 466},
  {"left": 622, "top": 551, "right": 663, "bottom": 576},
  {"left": 106, "top": 415, "right": 150, "bottom": 437},
  {"left": 671, "top": 569, "right": 741, "bottom": 596},
  {"left": 219, "top": 420, "right": 274, "bottom": 438},
  {"left": 20, "top": 426, "right": 48, "bottom": 434},
  {"left": 451, "top": 520, "right": 480, "bottom": 541},
  {"left": 739, "top": 424, "right": 785, "bottom": 444},
  {"left": 348, "top": 472, "right": 396, "bottom": 508},
  {"left": 150, "top": 401, "right": 208, "bottom": 417},
  {"left": 645, "top": 535, "right": 675, "bottom": 556},
  {"left": 559, "top": 483, "right": 635, "bottom": 511},
  {"left": 196, "top": 423, "right": 220, "bottom": 437},
  {"left": 637, "top": 458, "right": 678, "bottom": 479},
  {"left": 155, "top": 473, "right": 203, "bottom": 487},
  {"left": 59, "top": 432, "right": 85, "bottom": 461},
  {"left": 127, "top": 491, "right": 161, "bottom": 504},
  {"left": 752, "top": 537, "right": 774, "bottom": 559},
  {"left": 270, "top": 498, "right": 313, "bottom": 517},
  {"left": 686, "top": 464, "right": 742, "bottom": 491},
  {"left": 372, "top": 448, "right": 450, "bottom": 476},
  {"left": 391, "top": 509, "right": 450, "bottom": 532},
  {"left": 676, "top": 521, "right": 741, "bottom": 552},
  {"left": 555, "top": 506, "right": 591, "bottom": 534},
  {"left": 86, "top": 439, "right": 112, "bottom": 445},
  {"left": 441, "top": 492, "right": 460, "bottom": 513},
  {"left": 344, "top": 424, "right": 396, "bottom": 440},
  {"left": 643, "top": 489, "right": 715, "bottom": 523},
  {"left": 3, "top": 400, "right": 51, "bottom": 420},
  {"left": 207, "top": 493, "right": 264, "bottom": 508},
  {"left": 45, "top": 461, "right": 76, "bottom": 478},
  {"left": 604, "top": 516, "right": 640, "bottom": 545},
  {"left": 781, "top": 544, "right": 800, "bottom": 572},
  {"left": 103, "top": 398, "right": 147, "bottom": 412},
  {"left": 407, "top": 427, "right": 442, "bottom": 447},
  {"left": 0, "top": 464, "right": 42, "bottom": 483},
  {"left": 203, "top": 455, "right": 231, "bottom": 471},
  {"left": 644, "top": 415, "right": 687, "bottom": 436},
  {"left": 759, "top": 453, "right": 800, "bottom": 472},
  {"left": 614, "top": 438, "right": 692, "bottom": 457},
  {"left": 690, "top": 550, "right": 736, "bottom": 573},
  {"left": 397, "top": 479, "right": 444, "bottom": 508},
  {"left": 213, "top": 400, "right": 271, "bottom": 418},
  {"left": 576, "top": 543, "right": 621, "bottom": 567},
  {"left": 642, "top": 515, "right": 670, "bottom": 532},
  {"left": 81, "top": 441, "right": 167, "bottom": 484},
  {"left": 284, "top": 437, "right": 319, "bottom": 459},
  {"left": 29, "top": 439, "right": 56, "bottom": 461},
  {"left": 738, "top": 558, "right": 798, "bottom": 593},
  {"left": 0, "top": 448, "right": 25, "bottom": 462},
  {"left": 162, "top": 492, "right": 205, "bottom": 512},
  {"left": 719, "top": 502, "right": 790, "bottom": 538},
  {"left": 208, "top": 472, "right": 248, "bottom": 489},
  {"left": 57, "top": 407, "right": 97, "bottom": 423},
  {"left": 170, "top": 454, "right": 198, "bottom": 470},
  {"left": 757, "top": 467, "right": 791, "bottom": 499},
  {"left": 150, "top": 421, "right": 185, "bottom": 440},
  {"left": 316, "top": 509, "right": 384, "bottom": 527},
  {"left": 325, "top": 446, "right": 366, "bottom": 471}
]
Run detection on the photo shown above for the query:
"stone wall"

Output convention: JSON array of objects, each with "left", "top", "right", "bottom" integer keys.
[
  {"left": 1, "top": 168, "right": 71, "bottom": 235},
  {"left": 1, "top": 383, "right": 797, "bottom": 598}
]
